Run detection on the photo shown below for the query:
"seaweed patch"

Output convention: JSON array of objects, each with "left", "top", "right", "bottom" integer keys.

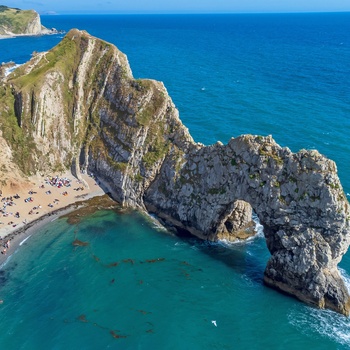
[
  {"left": 122, "top": 258, "right": 134, "bottom": 265},
  {"left": 77, "top": 314, "right": 89, "bottom": 323},
  {"left": 145, "top": 258, "right": 165, "bottom": 263},
  {"left": 72, "top": 239, "right": 89, "bottom": 246},
  {"left": 110, "top": 330, "right": 128, "bottom": 339},
  {"left": 136, "top": 309, "right": 152, "bottom": 315}
]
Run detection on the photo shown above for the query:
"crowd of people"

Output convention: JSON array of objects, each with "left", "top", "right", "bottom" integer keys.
[
  {"left": 45, "top": 176, "right": 72, "bottom": 188},
  {"left": 0, "top": 175, "right": 87, "bottom": 233}
]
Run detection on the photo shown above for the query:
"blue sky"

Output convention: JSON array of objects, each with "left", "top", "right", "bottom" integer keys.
[{"left": 4, "top": 0, "right": 350, "bottom": 14}]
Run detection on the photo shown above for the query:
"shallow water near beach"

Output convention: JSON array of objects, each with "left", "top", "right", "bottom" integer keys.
[
  {"left": 0, "top": 209, "right": 349, "bottom": 349},
  {"left": 1, "top": 13, "right": 350, "bottom": 349}
]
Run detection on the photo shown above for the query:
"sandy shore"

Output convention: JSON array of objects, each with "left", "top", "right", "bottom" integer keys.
[{"left": 0, "top": 171, "right": 106, "bottom": 265}]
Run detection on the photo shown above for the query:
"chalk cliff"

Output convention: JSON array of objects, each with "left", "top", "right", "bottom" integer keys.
[
  {"left": 1, "top": 29, "right": 350, "bottom": 315},
  {"left": 0, "top": 6, "right": 57, "bottom": 37}
]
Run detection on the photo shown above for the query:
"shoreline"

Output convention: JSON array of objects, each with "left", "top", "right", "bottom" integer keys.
[
  {"left": 0, "top": 29, "right": 64, "bottom": 40},
  {"left": 0, "top": 193, "right": 115, "bottom": 268},
  {"left": 0, "top": 201, "right": 84, "bottom": 268},
  {"left": 0, "top": 171, "right": 107, "bottom": 267}
]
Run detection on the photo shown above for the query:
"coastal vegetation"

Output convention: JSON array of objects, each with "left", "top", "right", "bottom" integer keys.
[
  {"left": 0, "top": 6, "right": 38, "bottom": 35},
  {"left": 0, "top": 29, "right": 349, "bottom": 316}
]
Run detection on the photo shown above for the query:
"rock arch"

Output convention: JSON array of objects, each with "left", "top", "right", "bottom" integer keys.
[
  {"left": 145, "top": 134, "right": 350, "bottom": 315},
  {"left": 3, "top": 29, "right": 349, "bottom": 315}
]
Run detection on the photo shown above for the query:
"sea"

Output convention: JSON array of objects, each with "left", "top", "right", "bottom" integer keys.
[{"left": 1, "top": 13, "right": 350, "bottom": 349}]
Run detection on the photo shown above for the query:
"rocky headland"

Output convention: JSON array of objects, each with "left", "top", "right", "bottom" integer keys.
[
  {"left": 0, "top": 5, "right": 59, "bottom": 38},
  {"left": 1, "top": 29, "right": 350, "bottom": 315}
]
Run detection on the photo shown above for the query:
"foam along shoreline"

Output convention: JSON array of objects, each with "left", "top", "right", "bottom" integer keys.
[
  {"left": 0, "top": 194, "right": 117, "bottom": 269},
  {"left": 0, "top": 29, "right": 64, "bottom": 40},
  {"left": 4, "top": 64, "right": 22, "bottom": 77},
  {"left": 0, "top": 171, "right": 106, "bottom": 266},
  {"left": 0, "top": 203, "right": 85, "bottom": 268}
]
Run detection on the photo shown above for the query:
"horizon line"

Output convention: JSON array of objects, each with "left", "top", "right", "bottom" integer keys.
[{"left": 40, "top": 10, "right": 350, "bottom": 16}]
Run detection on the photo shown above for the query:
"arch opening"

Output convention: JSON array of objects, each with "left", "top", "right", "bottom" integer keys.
[{"left": 216, "top": 200, "right": 256, "bottom": 242}]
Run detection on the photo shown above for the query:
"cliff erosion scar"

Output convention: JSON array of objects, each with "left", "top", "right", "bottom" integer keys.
[
  {"left": 1, "top": 29, "right": 349, "bottom": 315},
  {"left": 0, "top": 5, "right": 59, "bottom": 37}
]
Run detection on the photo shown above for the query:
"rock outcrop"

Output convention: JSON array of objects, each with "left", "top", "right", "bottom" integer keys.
[
  {"left": 1, "top": 29, "right": 350, "bottom": 315},
  {"left": 0, "top": 6, "right": 58, "bottom": 37}
]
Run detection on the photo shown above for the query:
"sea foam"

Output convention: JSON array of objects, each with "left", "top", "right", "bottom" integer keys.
[{"left": 288, "top": 306, "right": 350, "bottom": 348}]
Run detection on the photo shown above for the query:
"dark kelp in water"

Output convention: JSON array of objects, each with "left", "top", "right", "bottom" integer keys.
[
  {"left": 72, "top": 239, "right": 89, "bottom": 246},
  {"left": 64, "top": 195, "right": 120, "bottom": 225},
  {"left": 76, "top": 314, "right": 127, "bottom": 339}
]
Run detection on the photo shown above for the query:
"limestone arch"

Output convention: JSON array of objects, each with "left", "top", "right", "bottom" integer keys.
[{"left": 145, "top": 135, "right": 350, "bottom": 315}]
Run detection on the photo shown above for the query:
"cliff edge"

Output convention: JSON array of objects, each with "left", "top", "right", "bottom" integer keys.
[
  {"left": 0, "top": 5, "right": 57, "bottom": 37},
  {"left": 1, "top": 29, "right": 350, "bottom": 315}
]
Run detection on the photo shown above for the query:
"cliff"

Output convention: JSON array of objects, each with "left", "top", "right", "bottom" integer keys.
[
  {"left": 1, "top": 29, "right": 350, "bottom": 315},
  {"left": 0, "top": 5, "right": 56, "bottom": 37}
]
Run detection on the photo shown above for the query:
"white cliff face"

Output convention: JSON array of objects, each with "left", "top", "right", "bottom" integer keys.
[
  {"left": 0, "top": 7, "right": 57, "bottom": 37},
  {"left": 2, "top": 29, "right": 350, "bottom": 315},
  {"left": 24, "top": 12, "right": 42, "bottom": 34},
  {"left": 31, "top": 70, "right": 71, "bottom": 166}
]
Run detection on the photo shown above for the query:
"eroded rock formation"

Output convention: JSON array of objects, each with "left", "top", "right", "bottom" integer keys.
[
  {"left": 0, "top": 6, "right": 58, "bottom": 37},
  {"left": 1, "top": 29, "right": 350, "bottom": 315}
]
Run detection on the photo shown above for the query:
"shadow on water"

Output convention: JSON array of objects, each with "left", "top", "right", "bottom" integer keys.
[
  {"left": 174, "top": 231, "right": 269, "bottom": 286},
  {"left": 0, "top": 270, "right": 7, "bottom": 287}
]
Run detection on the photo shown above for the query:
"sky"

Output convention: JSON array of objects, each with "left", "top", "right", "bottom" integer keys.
[{"left": 3, "top": 0, "right": 350, "bottom": 14}]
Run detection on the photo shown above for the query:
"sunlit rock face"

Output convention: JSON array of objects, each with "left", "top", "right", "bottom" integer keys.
[
  {"left": 1, "top": 29, "right": 350, "bottom": 315},
  {"left": 0, "top": 6, "right": 54, "bottom": 37}
]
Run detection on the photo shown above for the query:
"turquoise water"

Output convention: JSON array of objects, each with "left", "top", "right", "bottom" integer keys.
[
  {"left": 1, "top": 13, "right": 350, "bottom": 348},
  {"left": 1, "top": 210, "right": 349, "bottom": 349},
  {"left": 2, "top": 14, "right": 350, "bottom": 190}
]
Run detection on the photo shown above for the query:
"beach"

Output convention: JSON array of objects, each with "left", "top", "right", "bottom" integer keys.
[{"left": 0, "top": 171, "right": 106, "bottom": 266}]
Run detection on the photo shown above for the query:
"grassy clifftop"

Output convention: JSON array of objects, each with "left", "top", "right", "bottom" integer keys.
[
  {"left": 0, "top": 5, "right": 40, "bottom": 35},
  {"left": 0, "top": 29, "right": 182, "bottom": 180}
]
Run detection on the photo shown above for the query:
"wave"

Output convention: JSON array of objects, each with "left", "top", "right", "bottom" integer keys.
[
  {"left": 339, "top": 268, "right": 350, "bottom": 293},
  {"left": 145, "top": 213, "right": 167, "bottom": 231},
  {"left": 0, "top": 255, "right": 12, "bottom": 269},
  {"left": 218, "top": 212, "right": 265, "bottom": 247},
  {"left": 288, "top": 306, "right": 350, "bottom": 348},
  {"left": 252, "top": 213, "right": 264, "bottom": 238},
  {"left": 19, "top": 235, "right": 32, "bottom": 246},
  {"left": 4, "top": 64, "right": 21, "bottom": 76}
]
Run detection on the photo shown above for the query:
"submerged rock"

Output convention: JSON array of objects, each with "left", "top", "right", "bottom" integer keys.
[
  {"left": 72, "top": 239, "right": 89, "bottom": 247},
  {"left": 0, "top": 30, "right": 349, "bottom": 315}
]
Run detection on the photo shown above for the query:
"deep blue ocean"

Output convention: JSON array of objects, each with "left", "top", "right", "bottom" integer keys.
[{"left": 1, "top": 13, "right": 350, "bottom": 349}]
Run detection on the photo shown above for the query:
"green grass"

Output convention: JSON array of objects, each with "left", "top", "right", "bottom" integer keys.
[
  {"left": 136, "top": 80, "right": 165, "bottom": 127},
  {"left": 259, "top": 147, "right": 284, "bottom": 165},
  {"left": 133, "top": 172, "right": 143, "bottom": 182},
  {"left": 328, "top": 182, "right": 340, "bottom": 190},
  {"left": 0, "top": 7, "right": 37, "bottom": 35},
  {"left": 208, "top": 188, "right": 226, "bottom": 195},
  {"left": 12, "top": 34, "right": 78, "bottom": 89},
  {"left": 134, "top": 80, "right": 171, "bottom": 169},
  {"left": 0, "top": 30, "right": 87, "bottom": 174},
  {"left": 143, "top": 137, "right": 170, "bottom": 168},
  {"left": 0, "top": 85, "right": 37, "bottom": 173}
]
